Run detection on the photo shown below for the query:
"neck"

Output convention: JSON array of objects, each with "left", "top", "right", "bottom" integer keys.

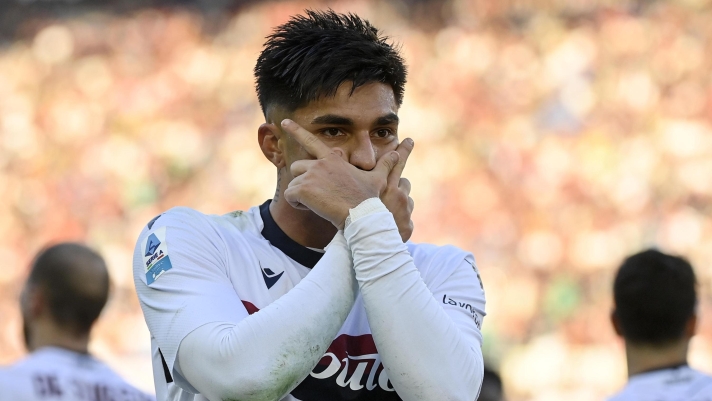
[
  {"left": 269, "top": 196, "right": 337, "bottom": 249},
  {"left": 28, "top": 320, "right": 90, "bottom": 355},
  {"left": 625, "top": 339, "right": 688, "bottom": 377}
]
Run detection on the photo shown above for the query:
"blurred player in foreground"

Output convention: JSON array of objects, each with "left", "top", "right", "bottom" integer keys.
[
  {"left": 608, "top": 249, "right": 712, "bottom": 400},
  {"left": 0, "top": 243, "right": 154, "bottom": 401},
  {"left": 134, "top": 9, "right": 485, "bottom": 401},
  {"left": 477, "top": 367, "right": 504, "bottom": 401}
]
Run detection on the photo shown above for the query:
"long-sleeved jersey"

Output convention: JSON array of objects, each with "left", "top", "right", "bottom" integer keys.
[
  {"left": 0, "top": 347, "right": 154, "bottom": 401},
  {"left": 133, "top": 199, "right": 486, "bottom": 401},
  {"left": 608, "top": 365, "right": 712, "bottom": 401}
]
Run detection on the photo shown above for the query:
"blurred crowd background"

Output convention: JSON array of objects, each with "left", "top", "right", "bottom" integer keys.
[{"left": 1, "top": 0, "right": 711, "bottom": 400}]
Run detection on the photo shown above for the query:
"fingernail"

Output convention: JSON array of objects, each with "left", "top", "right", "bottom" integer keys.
[
  {"left": 406, "top": 138, "right": 414, "bottom": 147},
  {"left": 281, "top": 119, "right": 293, "bottom": 128}
]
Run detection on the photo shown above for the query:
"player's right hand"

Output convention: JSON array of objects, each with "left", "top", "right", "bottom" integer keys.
[
  {"left": 380, "top": 138, "right": 415, "bottom": 242},
  {"left": 281, "top": 119, "right": 400, "bottom": 229}
]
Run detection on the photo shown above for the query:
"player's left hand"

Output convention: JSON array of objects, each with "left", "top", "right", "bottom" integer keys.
[
  {"left": 380, "top": 138, "right": 415, "bottom": 242},
  {"left": 281, "top": 119, "right": 400, "bottom": 230}
]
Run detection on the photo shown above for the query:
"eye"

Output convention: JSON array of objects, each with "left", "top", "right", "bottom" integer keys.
[
  {"left": 320, "top": 128, "right": 344, "bottom": 137},
  {"left": 373, "top": 128, "right": 394, "bottom": 138}
]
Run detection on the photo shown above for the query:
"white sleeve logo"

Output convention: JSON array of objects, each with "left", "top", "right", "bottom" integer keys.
[{"left": 141, "top": 227, "right": 173, "bottom": 285}]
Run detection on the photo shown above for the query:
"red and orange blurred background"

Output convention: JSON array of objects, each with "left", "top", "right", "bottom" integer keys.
[{"left": 0, "top": 0, "right": 711, "bottom": 400}]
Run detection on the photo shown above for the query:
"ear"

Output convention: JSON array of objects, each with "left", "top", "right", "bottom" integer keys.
[
  {"left": 24, "top": 286, "right": 45, "bottom": 319},
  {"left": 611, "top": 309, "right": 624, "bottom": 337},
  {"left": 258, "top": 123, "right": 286, "bottom": 169},
  {"left": 685, "top": 313, "right": 697, "bottom": 339}
]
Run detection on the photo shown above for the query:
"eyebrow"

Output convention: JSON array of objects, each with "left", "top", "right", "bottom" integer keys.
[
  {"left": 310, "top": 112, "right": 400, "bottom": 126},
  {"left": 375, "top": 113, "right": 399, "bottom": 126},
  {"left": 311, "top": 114, "right": 354, "bottom": 126}
]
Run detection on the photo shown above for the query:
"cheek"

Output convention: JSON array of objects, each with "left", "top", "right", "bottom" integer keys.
[
  {"left": 285, "top": 137, "right": 317, "bottom": 161},
  {"left": 376, "top": 138, "right": 399, "bottom": 154},
  {"left": 281, "top": 146, "right": 308, "bottom": 171},
  {"left": 282, "top": 147, "right": 313, "bottom": 180}
]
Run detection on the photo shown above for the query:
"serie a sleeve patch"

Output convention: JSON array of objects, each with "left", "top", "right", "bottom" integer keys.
[{"left": 142, "top": 226, "right": 173, "bottom": 285}]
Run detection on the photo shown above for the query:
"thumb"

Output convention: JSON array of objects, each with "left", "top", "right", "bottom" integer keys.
[{"left": 375, "top": 151, "right": 400, "bottom": 175}]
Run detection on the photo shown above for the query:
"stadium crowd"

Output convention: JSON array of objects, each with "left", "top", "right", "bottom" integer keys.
[{"left": 0, "top": 0, "right": 711, "bottom": 400}]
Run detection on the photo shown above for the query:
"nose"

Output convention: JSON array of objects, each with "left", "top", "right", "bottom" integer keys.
[{"left": 346, "top": 132, "right": 377, "bottom": 171}]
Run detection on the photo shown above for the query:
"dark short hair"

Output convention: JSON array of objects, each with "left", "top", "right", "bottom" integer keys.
[
  {"left": 613, "top": 249, "right": 697, "bottom": 345},
  {"left": 254, "top": 9, "right": 407, "bottom": 114},
  {"left": 27, "top": 243, "right": 109, "bottom": 335}
]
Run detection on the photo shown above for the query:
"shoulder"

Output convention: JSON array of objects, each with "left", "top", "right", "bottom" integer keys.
[
  {"left": 0, "top": 366, "right": 26, "bottom": 399},
  {"left": 134, "top": 207, "right": 223, "bottom": 270},
  {"left": 406, "top": 242, "right": 474, "bottom": 268},
  {"left": 406, "top": 241, "right": 477, "bottom": 279},
  {"left": 0, "top": 354, "right": 61, "bottom": 397},
  {"left": 134, "top": 206, "right": 244, "bottom": 254},
  {"left": 691, "top": 369, "right": 712, "bottom": 399},
  {"left": 139, "top": 206, "right": 259, "bottom": 240},
  {"left": 142, "top": 206, "right": 215, "bottom": 232},
  {"left": 1, "top": 352, "right": 44, "bottom": 374},
  {"left": 407, "top": 242, "right": 483, "bottom": 289},
  {"left": 0, "top": 352, "right": 155, "bottom": 401},
  {"left": 691, "top": 367, "right": 712, "bottom": 379},
  {"left": 605, "top": 384, "right": 633, "bottom": 401},
  {"left": 93, "top": 364, "right": 156, "bottom": 401},
  {"left": 133, "top": 206, "right": 264, "bottom": 286}
]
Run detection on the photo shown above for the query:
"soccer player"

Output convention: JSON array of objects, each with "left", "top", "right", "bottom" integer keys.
[
  {"left": 0, "top": 243, "right": 154, "bottom": 401},
  {"left": 134, "top": 10, "right": 486, "bottom": 401},
  {"left": 608, "top": 249, "right": 712, "bottom": 400}
]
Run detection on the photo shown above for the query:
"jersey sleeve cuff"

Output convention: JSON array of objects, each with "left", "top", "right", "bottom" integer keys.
[{"left": 344, "top": 198, "right": 388, "bottom": 229}]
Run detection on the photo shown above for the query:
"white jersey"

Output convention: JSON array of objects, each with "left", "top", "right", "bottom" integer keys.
[
  {"left": 133, "top": 200, "right": 486, "bottom": 401},
  {"left": 0, "top": 347, "right": 154, "bottom": 401},
  {"left": 608, "top": 365, "right": 712, "bottom": 401}
]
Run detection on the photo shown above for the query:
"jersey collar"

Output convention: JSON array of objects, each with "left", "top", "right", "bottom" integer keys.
[
  {"left": 631, "top": 362, "right": 689, "bottom": 378},
  {"left": 260, "top": 200, "right": 324, "bottom": 268}
]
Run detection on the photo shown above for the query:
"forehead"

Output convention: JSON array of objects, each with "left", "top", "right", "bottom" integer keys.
[{"left": 294, "top": 82, "right": 398, "bottom": 122}]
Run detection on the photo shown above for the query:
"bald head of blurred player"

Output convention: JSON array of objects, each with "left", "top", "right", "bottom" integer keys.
[
  {"left": 611, "top": 249, "right": 697, "bottom": 376},
  {"left": 20, "top": 243, "right": 110, "bottom": 354}
]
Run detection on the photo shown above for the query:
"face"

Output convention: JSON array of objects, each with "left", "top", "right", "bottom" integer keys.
[{"left": 270, "top": 82, "right": 400, "bottom": 177}]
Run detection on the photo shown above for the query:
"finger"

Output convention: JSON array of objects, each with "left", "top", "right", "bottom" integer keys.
[
  {"left": 387, "top": 138, "right": 414, "bottom": 187},
  {"left": 284, "top": 178, "right": 310, "bottom": 210},
  {"left": 290, "top": 159, "right": 316, "bottom": 178},
  {"left": 283, "top": 185, "right": 300, "bottom": 208},
  {"left": 374, "top": 151, "right": 400, "bottom": 178},
  {"left": 399, "top": 177, "right": 411, "bottom": 195},
  {"left": 281, "top": 119, "right": 331, "bottom": 159}
]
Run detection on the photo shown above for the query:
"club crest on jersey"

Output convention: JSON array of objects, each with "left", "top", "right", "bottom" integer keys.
[{"left": 142, "top": 227, "right": 173, "bottom": 285}]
